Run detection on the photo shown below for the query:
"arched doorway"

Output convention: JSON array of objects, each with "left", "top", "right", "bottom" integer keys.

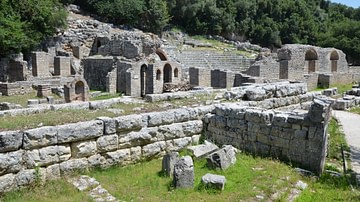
[
  {"left": 163, "top": 64, "right": 172, "bottom": 83},
  {"left": 330, "top": 51, "right": 339, "bottom": 72},
  {"left": 140, "top": 64, "right": 147, "bottom": 97},
  {"left": 305, "top": 49, "right": 318, "bottom": 73},
  {"left": 174, "top": 68, "right": 179, "bottom": 78},
  {"left": 75, "top": 81, "right": 85, "bottom": 101}
]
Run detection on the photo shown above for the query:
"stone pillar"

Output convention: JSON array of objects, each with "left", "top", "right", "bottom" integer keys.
[
  {"left": 106, "top": 69, "right": 117, "bottom": 94},
  {"left": 54, "top": 56, "right": 71, "bottom": 76},
  {"left": 31, "top": 52, "right": 49, "bottom": 77},
  {"left": 173, "top": 156, "right": 194, "bottom": 189},
  {"left": 37, "top": 85, "right": 51, "bottom": 97}
]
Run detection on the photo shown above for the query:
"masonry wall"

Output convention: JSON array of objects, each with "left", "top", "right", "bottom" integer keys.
[
  {"left": 31, "top": 52, "right": 50, "bottom": 77},
  {"left": 189, "top": 67, "right": 211, "bottom": 87},
  {"left": 83, "top": 57, "right": 114, "bottom": 91},
  {"left": 0, "top": 106, "right": 213, "bottom": 194},
  {"left": 54, "top": 56, "right": 71, "bottom": 76},
  {"left": 204, "top": 100, "right": 331, "bottom": 174}
]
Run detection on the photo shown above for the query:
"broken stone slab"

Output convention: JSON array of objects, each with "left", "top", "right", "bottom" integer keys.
[
  {"left": 322, "top": 88, "right": 337, "bottom": 97},
  {"left": 206, "top": 145, "right": 237, "bottom": 170},
  {"left": 201, "top": 173, "right": 226, "bottom": 191},
  {"left": 162, "top": 152, "right": 180, "bottom": 177},
  {"left": 173, "top": 156, "right": 194, "bottom": 189},
  {"left": 187, "top": 140, "right": 219, "bottom": 158},
  {"left": 69, "top": 175, "right": 100, "bottom": 191}
]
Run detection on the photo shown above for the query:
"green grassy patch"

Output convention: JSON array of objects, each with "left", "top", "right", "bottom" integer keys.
[
  {"left": 0, "top": 92, "right": 37, "bottom": 107},
  {"left": 0, "top": 179, "right": 92, "bottom": 202},
  {"left": 332, "top": 83, "right": 354, "bottom": 94},
  {"left": 89, "top": 93, "right": 122, "bottom": 101}
]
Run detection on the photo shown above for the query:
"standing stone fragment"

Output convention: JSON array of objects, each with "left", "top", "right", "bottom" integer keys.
[
  {"left": 201, "top": 173, "right": 226, "bottom": 190},
  {"left": 206, "top": 145, "right": 237, "bottom": 170},
  {"left": 162, "top": 152, "right": 180, "bottom": 177},
  {"left": 173, "top": 156, "right": 194, "bottom": 189}
]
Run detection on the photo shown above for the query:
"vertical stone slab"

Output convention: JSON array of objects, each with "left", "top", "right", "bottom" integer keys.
[
  {"left": 173, "top": 156, "right": 194, "bottom": 189},
  {"left": 162, "top": 152, "right": 179, "bottom": 177},
  {"left": 54, "top": 56, "right": 71, "bottom": 76},
  {"left": 31, "top": 52, "right": 49, "bottom": 77}
]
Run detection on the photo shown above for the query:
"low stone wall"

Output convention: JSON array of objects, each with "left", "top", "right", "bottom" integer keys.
[
  {"left": 204, "top": 100, "right": 331, "bottom": 174},
  {"left": 145, "top": 89, "right": 216, "bottom": 102},
  {"left": 0, "top": 106, "right": 214, "bottom": 193}
]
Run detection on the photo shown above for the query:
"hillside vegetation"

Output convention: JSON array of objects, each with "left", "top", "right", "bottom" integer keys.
[{"left": 1, "top": 0, "right": 360, "bottom": 64}]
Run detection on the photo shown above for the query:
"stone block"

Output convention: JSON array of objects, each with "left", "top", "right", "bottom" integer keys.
[
  {"left": 119, "top": 129, "right": 155, "bottom": 149},
  {"left": 0, "top": 151, "right": 23, "bottom": 175},
  {"left": 173, "top": 156, "right": 194, "bottom": 189},
  {"left": 46, "top": 164, "right": 61, "bottom": 180},
  {"left": 146, "top": 111, "right": 175, "bottom": 127},
  {"left": 115, "top": 114, "right": 147, "bottom": 132},
  {"left": 201, "top": 173, "right": 226, "bottom": 190},
  {"left": 26, "top": 145, "right": 71, "bottom": 167},
  {"left": 88, "top": 154, "right": 107, "bottom": 168},
  {"left": 50, "top": 102, "right": 90, "bottom": 111},
  {"left": 96, "top": 117, "right": 116, "bottom": 135},
  {"left": 207, "top": 145, "right": 237, "bottom": 170},
  {"left": 60, "top": 158, "right": 89, "bottom": 175},
  {"left": 187, "top": 140, "right": 219, "bottom": 158},
  {"left": 15, "top": 169, "right": 36, "bottom": 188},
  {"left": 0, "top": 173, "right": 15, "bottom": 193},
  {"left": 182, "top": 120, "right": 203, "bottom": 135},
  {"left": 162, "top": 152, "right": 180, "bottom": 177},
  {"left": 130, "top": 146, "right": 142, "bottom": 162},
  {"left": 105, "top": 149, "right": 131, "bottom": 166},
  {"left": 0, "top": 131, "right": 23, "bottom": 152},
  {"left": 23, "top": 126, "right": 57, "bottom": 149},
  {"left": 142, "top": 141, "right": 166, "bottom": 159},
  {"left": 57, "top": 120, "right": 104, "bottom": 143},
  {"left": 97, "top": 134, "right": 118, "bottom": 152},
  {"left": 191, "top": 135, "right": 201, "bottom": 145},
  {"left": 71, "top": 141, "right": 97, "bottom": 158},
  {"left": 158, "top": 123, "right": 185, "bottom": 140},
  {"left": 172, "top": 137, "right": 192, "bottom": 151}
]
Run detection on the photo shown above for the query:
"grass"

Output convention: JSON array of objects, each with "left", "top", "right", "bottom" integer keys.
[
  {"left": 314, "top": 83, "right": 353, "bottom": 94},
  {"left": 89, "top": 154, "right": 301, "bottom": 202},
  {"left": 0, "top": 179, "right": 92, "bottom": 202},
  {"left": 0, "top": 92, "right": 37, "bottom": 107},
  {"left": 89, "top": 93, "right": 122, "bottom": 101}
]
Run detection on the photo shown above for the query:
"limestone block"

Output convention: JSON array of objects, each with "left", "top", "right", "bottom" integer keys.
[
  {"left": 0, "top": 131, "right": 23, "bottom": 152},
  {"left": 0, "top": 151, "right": 23, "bottom": 175},
  {"left": 60, "top": 158, "right": 89, "bottom": 175},
  {"left": 172, "top": 137, "right": 192, "bottom": 151},
  {"left": 46, "top": 164, "right": 61, "bottom": 180},
  {"left": 162, "top": 152, "right": 180, "bottom": 176},
  {"left": 26, "top": 145, "right": 71, "bottom": 168},
  {"left": 158, "top": 123, "right": 185, "bottom": 140},
  {"left": 201, "top": 173, "right": 226, "bottom": 190},
  {"left": 142, "top": 141, "right": 166, "bottom": 159},
  {"left": 50, "top": 102, "right": 90, "bottom": 111},
  {"left": 273, "top": 114, "right": 291, "bottom": 128},
  {"left": 71, "top": 141, "right": 97, "bottom": 158},
  {"left": 96, "top": 117, "right": 116, "bottom": 135},
  {"left": 308, "top": 99, "right": 331, "bottom": 122},
  {"left": 333, "top": 99, "right": 352, "bottom": 110},
  {"left": 105, "top": 149, "right": 131, "bottom": 166},
  {"left": 0, "top": 173, "right": 15, "bottom": 193},
  {"left": 207, "top": 145, "right": 237, "bottom": 170},
  {"left": 87, "top": 154, "right": 107, "bottom": 168},
  {"left": 196, "top": 105, "right": 215, "bottom": 117},
  {"left": 23, "top": 126, "right": 57, "bottom": 149},
  {"left": 115, "top": 114, "right": 147, "bottom": 132},
  {"left": 130, "top": 146, "right": 142, "bottom": 162},
  {"left": 182, "top": 120, "right": 203, "bottom": 135},
  {"left": 119, "top": 128, "right": 156, "bottom": 149},
  {"left": 245, "top": 109, "right": 263, "bottom": 123},
  {"left": 57, "top": 120, "right": 104, "bottom": 143},
  {"left": 172, "top": 108, "right": 189, "bottom": 122},
  {"left": 187, "top": 140, "right": 219, "bottom": 158},
  {"left": 15, "top": 169, "right": 36, "bottom": 188},
  {"left": 191, "top": 135, "right": 201, "bottom": 145},
  {"left": 97, "top": 134, "right": 118, "bottom": 152},
  {"left": 173, "top": 156, "right": 194, "bottom": 189},
  {"left": 246, "top": 88, "right": 268, "bottom": 101},
  {"left": 147, "top": 111, "right": 175, "bottom": 127}
]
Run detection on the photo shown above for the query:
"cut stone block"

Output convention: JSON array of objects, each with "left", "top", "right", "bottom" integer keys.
[
  {"left": 207, "top": 145, "right": 237, "bottom": 170},
  {"left": 187, "top": 140, "right": 219, "bottom": 158},
  {"left": 162, "top": 152, "right": 180, "bottom": 177},
  {"left": 201, "top": 173, "right": 226, "bottom": 190},
  {"left": 173, "top": 156, "right": 194, "bottom": 189}
]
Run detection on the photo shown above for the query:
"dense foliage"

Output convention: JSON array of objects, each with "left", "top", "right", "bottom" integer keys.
[
  {"left": 0, "top": 0, "right": 67, "bottom": 57},
  {"left": 1, "top": 0, "right": 360, "bottom": 63}
]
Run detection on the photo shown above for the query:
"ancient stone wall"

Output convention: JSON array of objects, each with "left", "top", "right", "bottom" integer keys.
[
  {"left": 83, "top": 56, "right": 114, "bottom": 91},
  {"left": 318, "top": 73, "right": 354, "bottom": 88},
  {"left": 0, "top": 106, "right": 213, "bottom": 194},
  {"left": 31, "top": 52, "right": 50, "bottom": 77},
  {"left": 189, "top": 67, "right": 211, "bottom": 87},
  {"left": 54, "top": 56, "right": 71, "bottom": 76},
  {"left": 204, "top": 99, "right": 331, "bottom": 174},
  {"left": 0, "top": 83, "right": 33, "bottom": 96}
]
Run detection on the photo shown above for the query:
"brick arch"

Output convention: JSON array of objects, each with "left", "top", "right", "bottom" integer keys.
[{"left": 156, "top": 49, "right": 168, "bottom": 61}]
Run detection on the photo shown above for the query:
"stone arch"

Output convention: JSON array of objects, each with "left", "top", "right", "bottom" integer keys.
[
  {"left": 305, "top": 48, "right": 318, "bottom": 73},
  {"left": 156, "top": 49, "right": 168, "bottom": 61},
  {"left": 174, "top": 68, "right": 179, "bottom": 78},
  {"left": 163, "top": 64, "right": 172, "bottom": 83},
  {"left": 75, "top": 81, "right": 85, "bottom": 101},
  {"left": 140, "top": 64, "right": 147, "bottom": 97},
  {"left": 330, "top": 51, "right": 339, "bottom": 72},
  {"left": 156, "top": 69, "right": 161, "bottom": 80}
]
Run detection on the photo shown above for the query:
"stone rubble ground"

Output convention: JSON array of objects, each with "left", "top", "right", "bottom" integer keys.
[{"left": 68, "top": 175, "right": 119, "bottom": 202}]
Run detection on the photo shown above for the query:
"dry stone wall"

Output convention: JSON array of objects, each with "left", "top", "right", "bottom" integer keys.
[
  {"left": 0, "top": 106, "right": 214, "bottom": 193},
  {"left": 204, "top": 99, "right": 331, "bottom": 174}
]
